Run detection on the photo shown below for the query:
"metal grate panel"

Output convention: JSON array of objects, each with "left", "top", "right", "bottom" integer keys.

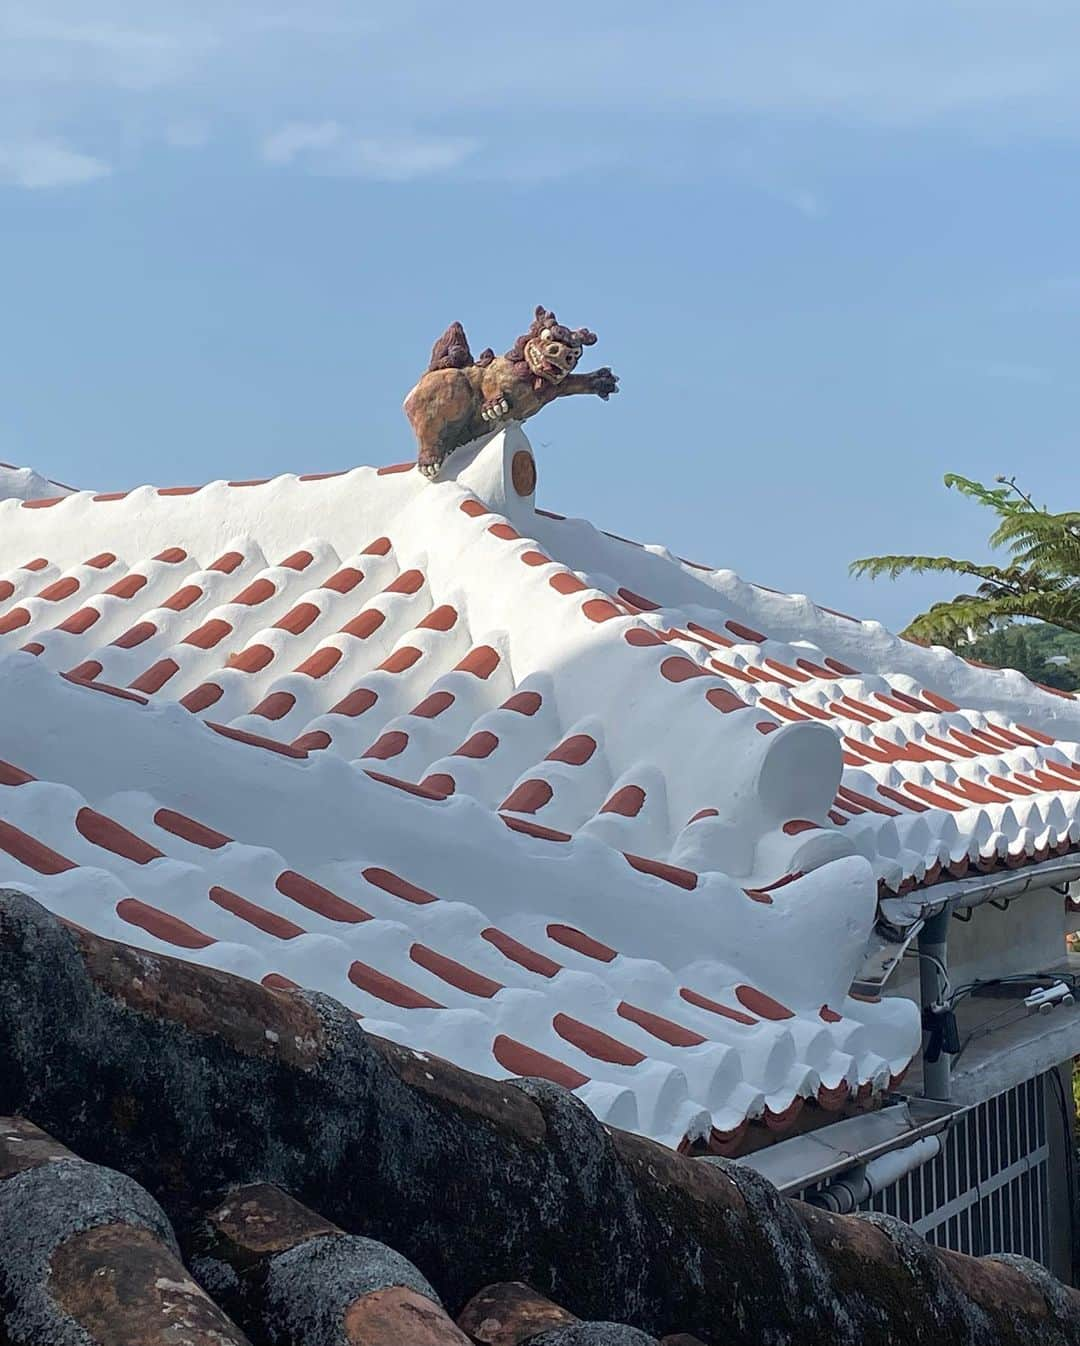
[{"left": 798, "top": 1075, "right": 1050, "bottom": 1264}]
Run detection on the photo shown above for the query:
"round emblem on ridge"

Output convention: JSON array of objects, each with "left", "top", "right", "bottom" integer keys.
[{"left": 511, "top": 449, "right": 537, "bottom": 498}]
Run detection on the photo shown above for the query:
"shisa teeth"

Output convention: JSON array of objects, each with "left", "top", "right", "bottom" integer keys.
[{"left": 481, "top": 400, "right": 511, "bottom": 424}]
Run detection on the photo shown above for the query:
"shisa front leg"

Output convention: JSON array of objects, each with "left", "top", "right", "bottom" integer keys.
[
  {"left": 479, "top": 394, "right": 512, "bottom": 425},
  {"left": 554, "top": 368, "right": 619, "bottom": 401}
]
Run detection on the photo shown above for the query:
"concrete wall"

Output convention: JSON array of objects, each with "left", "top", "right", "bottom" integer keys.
[{"left": 887, "top": 884, "right": 1072, "bottom": 1004}]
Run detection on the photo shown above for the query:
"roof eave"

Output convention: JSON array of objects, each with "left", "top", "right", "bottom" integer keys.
[{"left": 857, "top": 854, "right": 1080, "bottom": 994}]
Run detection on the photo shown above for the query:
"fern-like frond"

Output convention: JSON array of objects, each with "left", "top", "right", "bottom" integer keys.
[
  {"left": 991, "top": 509, "right": 1080, "bottom": 574},
  {"left": 849, "top": 554, "right": 1028, "bottom": 586},
  {"left": 944, "top": 474, "right": 1024, "bottom": 517},
  {"left": 853, "top": 470, "right": 1080, "bottom": 642},
  {"left": 902, "top": 590, "right": 1080, "bottom": 643}
]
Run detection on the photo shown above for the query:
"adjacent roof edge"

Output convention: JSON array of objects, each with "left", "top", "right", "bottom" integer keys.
[
  {"left": 882, "top": 853, "right": 1080, "bottom": 933},
  {"left": 0, "top": 460, "right": 77, "bottom": 504}
]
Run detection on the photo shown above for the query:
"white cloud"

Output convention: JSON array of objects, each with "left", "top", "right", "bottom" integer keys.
[
  {"left": 261, "top": 120, "right": 340, "bottom": 164},
  {"left": 728, "top": 144, "right": 826, "bottom": 220},
  {"left": 751, "top": 181, "right": 826, "bottom": 219},
  {"left": 1, "top": 9, "right": 210, "bottom": 92},
  {"left": 11, "top": 19, "right": 184, "bottom": 51},
  {"left": 164, "top": 119, "right": 210, "bottom": 149},
  {"left": 788, "top": 190, "right": 825, "bottom": 219},
  {"left": 261, "top": 122, "right": 478, "bottom": 181},
  {"left": 6, "top": 1, "right": 1080, "bottom": 191},
  {"left": 316, "top": 4, "right": 1080, "bottom": 137},
  {"left": 0, "top": 137, "right": 110, "bottom": 188}
]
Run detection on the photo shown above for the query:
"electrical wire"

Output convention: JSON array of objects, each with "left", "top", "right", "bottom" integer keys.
[
  {"left": 935, "top": 970, "right": 1080, "bottom": 1065},
  {"left": 952, "top": 1004, "right": 1029, "bottom": 1066},
  {"left": 947, "top": 969, "right": 1080, "bottom": 1012},
  {"left": 903, "top": 948, "right": 953, "bottom": 1002}
]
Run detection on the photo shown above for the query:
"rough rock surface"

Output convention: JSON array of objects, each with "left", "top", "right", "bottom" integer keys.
[
  {"left": 2, "top": 888, "right": 1079, "bottom": 1346},
  {"left": 192, "top": 1181, "right": 467, "bottom": 1345},
  {"left": 0, "top": 1117, "right": 250, "bottom": 1346},
  {"left": 458, "top": 1281, "right": 579, "bottom": 1344}
]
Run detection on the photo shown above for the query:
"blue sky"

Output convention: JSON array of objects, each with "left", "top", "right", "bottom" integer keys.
[{"left": 1, "top": 2, "right": 1078, "bottom": 631}]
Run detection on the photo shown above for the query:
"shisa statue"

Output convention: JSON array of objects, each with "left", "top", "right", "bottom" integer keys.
[{"left": 404, "top": 306, "right": 619, "bottom": 478}]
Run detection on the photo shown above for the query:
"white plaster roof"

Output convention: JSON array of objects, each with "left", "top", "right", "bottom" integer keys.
[
  {"left": 0, "top": 460, "right": 75, "bottom": 504},
  {"left": 1, "top": 426, "right": 1077, "bottom": 1148}
]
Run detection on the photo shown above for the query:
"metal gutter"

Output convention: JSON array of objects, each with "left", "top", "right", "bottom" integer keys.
[
  {"left": 855, "top": 857, "right": 1080, "bottom": 996},
  {"left": 728, "top": 1097, "right": 960, "bottom": 1196},
  {"left": 883, "top": 856, "right": 1080, "bottom": 930}
]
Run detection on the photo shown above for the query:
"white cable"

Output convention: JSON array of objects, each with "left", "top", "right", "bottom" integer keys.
[{"left": 904, "top": 948, "right": 952, "bottom": 1002}]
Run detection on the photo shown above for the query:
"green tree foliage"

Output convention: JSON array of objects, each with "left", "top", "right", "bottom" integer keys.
[
  {"left": 965, "top": 623, "right": 1080, "bottom": 692},
  {"left": 851, "top": 476, "right": 1080, "bottom": 667}
]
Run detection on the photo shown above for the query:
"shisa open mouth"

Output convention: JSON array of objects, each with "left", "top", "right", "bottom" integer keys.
[{"left": 524, "top": 334, "right": 581, "bottom": 384}]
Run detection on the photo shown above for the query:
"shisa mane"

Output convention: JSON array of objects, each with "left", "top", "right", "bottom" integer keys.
[{"left": 505, "top": 305, "right": 598, "bottom": 373}]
